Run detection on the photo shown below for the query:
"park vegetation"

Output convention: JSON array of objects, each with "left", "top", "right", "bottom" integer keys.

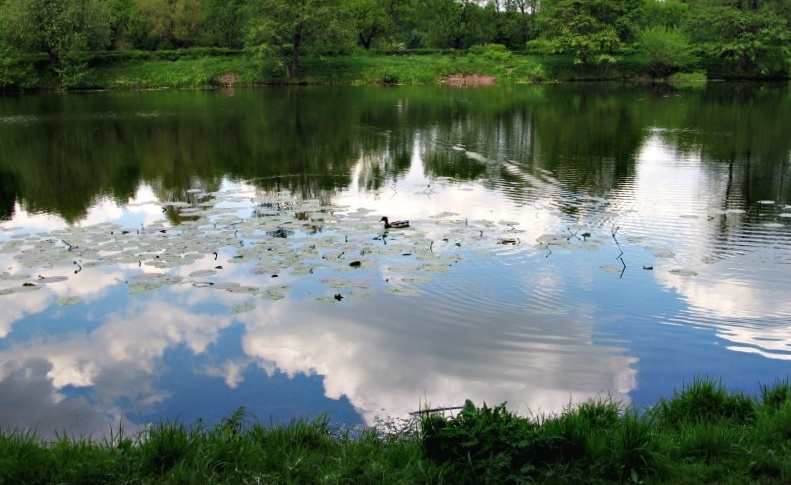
[
  {"left": 0, "top": 0, "right": 789, "bottom": 90},
  {"left": 2, "top": 377, "right": 791, "bottom": 484}
]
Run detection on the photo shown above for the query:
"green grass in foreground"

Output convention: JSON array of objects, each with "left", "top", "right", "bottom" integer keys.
[{"left": 2, "top": 376, "right": 791, "bottom": 484}]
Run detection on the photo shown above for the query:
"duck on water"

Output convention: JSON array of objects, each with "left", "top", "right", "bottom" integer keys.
[{"left": 380, "top": 217, "right": 409, "bottom": 229}]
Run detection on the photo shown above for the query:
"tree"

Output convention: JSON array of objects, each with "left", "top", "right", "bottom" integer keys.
[
  {"left": 638, "top": 26, "right": 695, "bottom": 77},
  {"left": 128, "top": 0, "right": 205, "bottom": 49},
  {"left": 684, "top": 2, "right": 790, "bottom": 78},
  {"left": 349, "top": 0, "right": 394, "bottom": 50},
  {"left": 245, "top": 0, "right": 353, "bottom": 78},
  {"left": 0, "top": 0, "right": 113, "bottom": 58},
  {"left": 504, "top": 0, "right": 541, "bottom": 46},
  {"left": 0, "top": 0, "right": 113, "bottom": 87},
  {"left": 638, "top": 0, "right": 689, "bottom": 29},
  {"left": 539, "top": 0, "right": 641, "bottom": 68},
  {"left": 418, "top": 0, "right": 491, "bottom": 49},
  {"left": 204, "top": 0, "right": 247, "bottom": 48}
]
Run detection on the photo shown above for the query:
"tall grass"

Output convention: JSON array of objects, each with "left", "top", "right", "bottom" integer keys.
[{"left": 2, "top": 377, "right": 791, "bottom": 484}]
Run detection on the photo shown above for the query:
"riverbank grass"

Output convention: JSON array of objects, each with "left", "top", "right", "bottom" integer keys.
[
  {"left": 2, "top": 377, "right": 790, "bottom": 484},
  {"left": 84, "top": 50, "right": 626, "bottom": 90}
]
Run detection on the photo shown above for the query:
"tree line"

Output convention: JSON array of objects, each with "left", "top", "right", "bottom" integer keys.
[{"left": 0, "top": 0, "right": 789, "bottom": 83}]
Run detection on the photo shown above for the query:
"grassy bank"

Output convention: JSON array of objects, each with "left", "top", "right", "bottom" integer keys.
[
  {"left": 22, "top": 49, "right": 666, "bottom": 91},
  {"left": 2, "top": 377, "right": 791, "bottom": 484}
]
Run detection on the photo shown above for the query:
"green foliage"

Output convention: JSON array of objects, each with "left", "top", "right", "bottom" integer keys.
[
  {"left": 244, "top": 0, "right": 354, "bottom": 78},
  {"left": 350, "top": 0, "right": 396, "bottom": 50},
  {"left": 638, "top": 0, "right": 690, "bottom": 29},
  {"left": 0, "top": 0, "right": 789, "bottom": 85},
  {"left": 422, "top": 400, "right": 539, "bottom": 484},
  {"left": 760, "top": 378, "right": 791, "bottom": 411},
  {"left": 538, "top": 0, "right": 641, "bottom": 69},
  {"left": 653, "top": 376, "right": 757, "bottom": 428},
  {"left": 416, "top": 0, "right": 493, "bottom": 49},
  {"left": 469, "top": 43, "right": 514, "bottom": 62},
  {"left": 638, "top": 26, "right": 696, "bottom": 78},
  {"left": 684, "top": 3, "right": 790, "bottom": 78},
  {"left": 6, "top": 381, "right": 791, "bottom": 484}
]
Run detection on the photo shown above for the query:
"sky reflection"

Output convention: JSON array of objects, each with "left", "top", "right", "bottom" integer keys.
[{"left": 1, "top": 87, "right": 791, "bottom": 437}]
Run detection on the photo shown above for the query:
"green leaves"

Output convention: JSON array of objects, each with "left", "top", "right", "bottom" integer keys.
[{"left": 637, "top": 26, "right": 696, "bottom": 78}]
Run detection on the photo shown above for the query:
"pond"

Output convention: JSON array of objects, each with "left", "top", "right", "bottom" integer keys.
[{"left": 1, "top": 83, "right": 790, "bottom": 438}]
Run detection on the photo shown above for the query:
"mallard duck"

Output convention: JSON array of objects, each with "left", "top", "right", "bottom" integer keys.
[{"left": 380, "top": 216, "right": 409, "bottom": 229}]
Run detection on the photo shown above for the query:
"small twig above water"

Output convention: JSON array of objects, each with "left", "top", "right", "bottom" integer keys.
[{"left": 409, "top": 405, "right": 465, "bottom": 415}]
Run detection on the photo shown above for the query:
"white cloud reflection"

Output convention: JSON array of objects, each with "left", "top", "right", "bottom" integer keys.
[
  {"left": 237, "top": 289, "right": 636, "bottom": 424},
  {"left": 637, "top": 134, "right": 791, "bottom": 360}
]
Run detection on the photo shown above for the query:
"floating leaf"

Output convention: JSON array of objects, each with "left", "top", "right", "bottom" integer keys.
[
  {"left": 37, "top": 276, "right": 69, "bottom": 284},
  {"left": 254, "top": 286, "right": 290, "bottom": 300},
  {"left": 227, "top": 286, "right": 259, "bottom": 294},
  {"left": 212, "top": 282, "right": 241, "bottom": 290},
  {"left": 669, "top": 268, "right": 698, "bottom": 276},
  {"left": 189, "top": 269, "right": 217, "bottom": 277},
  {"left": 387, "top": 286, "right": 422, "bottom": 296},
  {"left": 599, "top": 265, "right": 623, "bottom": 273},
  {"left": 0, "top": 272, "right": 32, "bottom": 281},
  {"left": 57, "top": 296, "right": 83, "bottom": 306},
  {"left": 231, "top": 301, "right": 256, "bottom": 313}
]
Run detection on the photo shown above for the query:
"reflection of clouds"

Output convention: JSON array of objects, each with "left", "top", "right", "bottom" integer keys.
[
  {"left": 656, "top": 267, "right": 791, "bottom": 359},
  {"left": 638, "top": 134, "right": 791, "bottom": 360},
  {"left": 49, "top": 268, "right": 126, "bottom": 301},
  {"left": 201, "top": 358, "right": 251, "bottom": 388},
  {"left": 0, "top": 294, "right": 234, "bottom": 435},
  {"left": 658, "top": 270, "right": 791, "bottom": 320},
  {"left": 343, "top": 147, "right": 560, "bottom": 247},
  {"left": 0, "top": 289, "right": 50, "bottom": 338},
  {"left": 238, "top": 294, "right": 636, "bottom": 425},
  {"left": 0, "top": 359, "right": 122, "bottom": 438}
]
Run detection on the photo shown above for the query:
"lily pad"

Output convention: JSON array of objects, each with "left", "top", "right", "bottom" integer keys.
[
  {"left": 599, "top": 265, "right": 623, "bottom": 273},
  {"left": 231, "top": 301, "right": 256, "bottom": 313},
  {"left": 189, "top": 269, "right": 217, "bottom": 277},
  {"left": 57, "top": 296, "right": 83, "bottom": 306},
  {"left": 0, "top": 284, "right": 42, "bottom": 294},
  {"left": 37, "top": 276, "right": 69, "bottom": 284},
  {"left": 669, "top": 268, "right": 698, "bottom": 276},
  {"left": 387, "top": 286, "right": 422, "bottom": 296},
  {"left": 227, "top": 286, "right": 259, "bottom": 294}
]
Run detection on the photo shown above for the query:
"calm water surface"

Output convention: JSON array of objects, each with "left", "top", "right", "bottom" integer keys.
[{"left": 1, "top": 83, "right": 790, "bottom": 437}]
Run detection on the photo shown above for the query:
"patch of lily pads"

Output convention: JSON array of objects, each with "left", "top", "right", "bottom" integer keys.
[{"left": 4, "top": 183, "right": 765, "bottom": 308}]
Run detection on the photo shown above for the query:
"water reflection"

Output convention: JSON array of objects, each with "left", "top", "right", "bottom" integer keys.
[{"left": 1, "top": 83, "right": 790, "bottom": 437}]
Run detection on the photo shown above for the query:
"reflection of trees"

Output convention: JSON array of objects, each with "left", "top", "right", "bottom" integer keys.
[
  {"left": 528, "top": 85, "right": 646, "bottom": 194},
  {"left": 651, "top": 84, "right": 791, "bottom": 206},
  {"left": 1, "top": 84, "right": 789, "bottom": 223},
  {"left": 0, "top": 169, "right": 17, "bottom": 220},
  {"left": 415, "top": 84, "right": 647, "bottom": 200}
]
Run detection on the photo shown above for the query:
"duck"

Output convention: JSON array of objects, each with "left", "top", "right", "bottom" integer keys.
[{"left": 380, "top": 216, "right": 409, "bottom": 229}]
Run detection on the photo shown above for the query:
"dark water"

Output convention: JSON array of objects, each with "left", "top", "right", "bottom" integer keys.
[{"left": 1, "top": 83, "right": 790, "bottom": 437}]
